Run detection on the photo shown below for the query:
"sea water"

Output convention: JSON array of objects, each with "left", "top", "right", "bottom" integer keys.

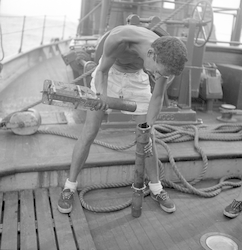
[{"left": 0, "top": 15, "right": 77, "bottom": 59}]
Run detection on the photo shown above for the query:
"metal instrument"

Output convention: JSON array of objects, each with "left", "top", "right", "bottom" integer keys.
[{"left": 42, "top": 79, "right": 137, "bottom": 112}]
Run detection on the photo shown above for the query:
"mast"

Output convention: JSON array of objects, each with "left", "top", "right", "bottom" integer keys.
[
  {"left": 99, "top": 0, "right": 111, "bottom": 35},
  {"left": 79, "top": 0, "right": 94, "bottom": 36}
]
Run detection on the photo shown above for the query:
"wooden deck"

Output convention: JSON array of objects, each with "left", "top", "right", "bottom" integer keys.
[
  {"left": 0, "top": 54, "right": 242, "bottom": 249},
  {"left": 0, "top": 56, "right": 242, "bottom": 192},
  {"left": 0, "top": 187, "right": 96, "bottom": 250},
  {"left": 0, "top": 182, "right": 241, "bottom": 250}
]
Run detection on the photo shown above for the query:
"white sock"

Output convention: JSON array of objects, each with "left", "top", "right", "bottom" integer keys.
[
  {"left": 64, "top": 178, "right": 78, "bottom": 192},
  {"left": 148, "top": 181, "right": 163, "bottom": 195}
]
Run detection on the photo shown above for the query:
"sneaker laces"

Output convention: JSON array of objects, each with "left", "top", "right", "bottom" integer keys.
[
  {"left": 157, "top": 191, "right": 169, "bottom": 201},
  {"left": 62, "top": 190, "right": 74, "bottom": 200},
  {"left": 238, "top": 201, "right": 242, "bottom": 211}
]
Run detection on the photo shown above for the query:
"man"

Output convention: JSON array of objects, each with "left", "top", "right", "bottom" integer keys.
[
  {"left": 58, "top": 25, "right": 188, "bottom": 214},
  {"left": 223, "top": 186, "right": 242, "bottom": 218}
]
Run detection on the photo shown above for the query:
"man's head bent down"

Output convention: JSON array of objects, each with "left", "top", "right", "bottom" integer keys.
[{"left": 145, "top": 36, "right": 188, "bottom": 77}]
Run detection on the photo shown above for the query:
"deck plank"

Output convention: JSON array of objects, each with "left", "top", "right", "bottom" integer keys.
[
  {"left": 84, "top": 187, "right": 144, "bottom": 250},
  {"left": 1, "top": 192, "right": 18, "bottom": 250},
  {"left": 104, "top": 210, "right": 135, "bottom": 250},
  {"left": 0, "top": 183, "right": 241, "bottom": 250},
  {"left": 35, "top": 188, "right": 57, "bottom": 250},
  {"left": 143, "top": 201, "right": 180, "bottom": 250},
  {"left": 138, "top": 200, "right": 170, "bottom": 250},
  {"left": 93, "top": 206, "right": 121, "bottom": 250},
  {"left": 49, "top": 187, "right": 77, "bottom": 250},
  {"left": 104, "top": 209, "right": 131, "bottom": 250},
  {"left": 84, "top": 210, "right": 105, "bottom": 250},
  {"left": 144, "top": 200, "right": 181, "bottom": 250},
  {"left": 172, "top": 194, "right": 205, "bottom": 250},
  {"left": 20, "top": 190, "right": 38, "bottom": 250},
  {"left": 69, "top": 192, "right": 96, "bottom": 250},
  {"left": 82, "top": 183, "right": 242, "bottom": 250},
  {"left": 0, "top": 192, "right": 3, "bottom": 224}
]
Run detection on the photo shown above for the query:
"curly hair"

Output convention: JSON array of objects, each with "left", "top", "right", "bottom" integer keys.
[{"left": 151, "top": 36, "right": 188, "bottom": 76}]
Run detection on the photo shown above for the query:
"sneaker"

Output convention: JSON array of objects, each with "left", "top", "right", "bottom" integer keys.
[
  {"left": 150, "top": 189, "right": 176, "bottom": 213},
  {"left": 223, "top": 199, "right": 242, "bottom": 218},
  {"left": 57, "top": 189, "right": 75, "bottom": 213}
]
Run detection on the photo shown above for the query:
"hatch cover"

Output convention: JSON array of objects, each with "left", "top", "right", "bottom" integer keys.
[{"left": 200, "top": 232, "right": 239, "bottom": 250}]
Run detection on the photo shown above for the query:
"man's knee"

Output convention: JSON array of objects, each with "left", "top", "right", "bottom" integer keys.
[{"left": 82, "top": 123, "right": 100, "bottom": 142}]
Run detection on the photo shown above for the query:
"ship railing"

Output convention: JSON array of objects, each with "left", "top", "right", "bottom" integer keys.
[
  {"left": 76, "top": 0, "right": 241, "bottom": 48},
  {"left": 0, "top": 14, "right": 77, "bottom": 59}
]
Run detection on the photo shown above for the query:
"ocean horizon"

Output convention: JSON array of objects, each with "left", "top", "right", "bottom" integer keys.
[
  {"left": 0, "top": 2, "right": 240, "bottom": 61},
  {"left": 0, "top": 14, "right": 78, "bottom": 59}
]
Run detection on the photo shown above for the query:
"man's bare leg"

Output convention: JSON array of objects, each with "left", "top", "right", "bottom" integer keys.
[
  {"left": 69, "top": 110, "right": 105, "bottom": 182},
  {"left": 58, "top": 109, "right": 105, "bottom": 213}
]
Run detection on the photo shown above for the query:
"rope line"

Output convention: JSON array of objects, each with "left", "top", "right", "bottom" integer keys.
[
  {"left": 69, "top": 67, "right": 97, "bottom": 85},
  {"left": 38, "top": 123, "right": 242, "bottom": 212}
]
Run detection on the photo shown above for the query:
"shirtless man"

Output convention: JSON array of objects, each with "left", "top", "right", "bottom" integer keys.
[{"left": 58, "top": 25, "right": 188, "bottom": 214}]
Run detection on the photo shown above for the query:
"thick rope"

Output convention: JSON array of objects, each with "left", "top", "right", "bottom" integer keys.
[
  {"left": 37, "top": 129, "right": 136, "bottom": 150},
  {"left": 38, "top": 123, "right": 242, "bottom": 212},
  {"left": 69, "top": 67, "right": 96, "bottom": 85}
]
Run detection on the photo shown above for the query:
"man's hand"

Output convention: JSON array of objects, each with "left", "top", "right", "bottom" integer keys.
[
  {"left": 143, "top": 125, "right": 155, "bottom": 157},
  {"left": 144, "top": 137, "right": 153, "bottom": 157},
  {"left": 89, "top": 94, "right": 109, "bottom": 111}
]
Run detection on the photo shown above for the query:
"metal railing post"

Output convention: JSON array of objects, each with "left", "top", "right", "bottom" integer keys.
[
  {"left": 61, "top": 15, "right": 66, "bottom": 40},
  {"left": 18, "top": 16, "right": 26, "bottom": 53},
  {"left": 40, "top": 15, "right": 46, "bottom": 45},
  {"left": 131, "top": 122, "right": 151, "bottom": 218}
]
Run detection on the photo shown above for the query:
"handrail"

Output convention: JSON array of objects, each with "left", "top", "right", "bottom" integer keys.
[
  {"left": 1, "top": 15, "right": 74, "bottom": 59},
  {"left": 208, "top": 40, "right": 242, "bottom": 46},
  {"left": 1, "top": 39, "right": 71, "bottom": 93}
]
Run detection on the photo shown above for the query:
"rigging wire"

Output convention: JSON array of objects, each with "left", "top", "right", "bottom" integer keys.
[
  {"left": 0, "top": 23, "right": 4, "bottom": 61},
  {"left": 0, "top": 0, "right": 5, "bottom": 62}
]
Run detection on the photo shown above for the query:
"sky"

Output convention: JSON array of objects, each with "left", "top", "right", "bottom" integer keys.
[
  {"left": 1, "top": 0, "right": 241, "bottom": 42},
  {"left": 212, "top": 0, "right": 241, "bottom": 42},
  {"left": 1, "top": 0, "right": 81, "bottom": 21}
]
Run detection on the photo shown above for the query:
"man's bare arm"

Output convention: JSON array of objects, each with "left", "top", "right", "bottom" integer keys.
[
  {"left": 94, "top": 35, "right": 128, "bottom": 96},
  {"left": 146, "top": 77, "right": 169, "bottom": 127}
]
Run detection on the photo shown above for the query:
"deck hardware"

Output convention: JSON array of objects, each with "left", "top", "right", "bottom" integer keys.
[
  {"left": 0, "top": 108, "right": 41, "bottom": 135},
  {"left": 217, "top": 104, "right": 242, "bottom": 123},
  {"left": 131, "top": 122, "right": 151, "bottom": 218},
  {"left": 131, "top": 183, "right": 147, "bottom": 192},
  {"left": 200, "top": 232, "right": 239, "bottom": 250}
]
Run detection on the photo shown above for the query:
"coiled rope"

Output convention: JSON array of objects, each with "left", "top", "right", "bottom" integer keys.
[{"left": 38, "top": 123, "right": 242, "bottom": 212}]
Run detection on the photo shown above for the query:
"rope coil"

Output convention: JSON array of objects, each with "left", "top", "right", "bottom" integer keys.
[{"left": 38, "top": 123, "right": 242, "bottom": 212}]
